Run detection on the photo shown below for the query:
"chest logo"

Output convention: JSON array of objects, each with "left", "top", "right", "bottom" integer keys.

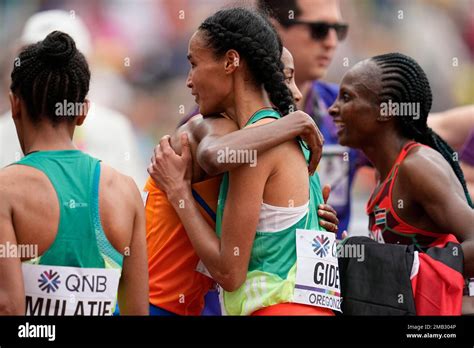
[
  {"left": 312, "top": 235, "right": 330, "bottom": 257},
  {"left": 38, "top": 270, "right": 61, "bottom": 293}
]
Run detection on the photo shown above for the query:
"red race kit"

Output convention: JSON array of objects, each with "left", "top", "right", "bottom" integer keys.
[{"left": 367, "top": 141, "right": 464, "bottom": 315}]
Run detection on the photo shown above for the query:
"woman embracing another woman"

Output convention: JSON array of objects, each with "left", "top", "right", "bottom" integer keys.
[{"left": 150, "top": 7, "right": 334, "bottom": 316}]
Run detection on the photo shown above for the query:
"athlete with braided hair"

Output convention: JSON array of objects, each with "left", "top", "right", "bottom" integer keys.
[
  {"left": 149, "top": 8, "right": 333, "bottom": 316},
  {"left": 0, "top": 31, "right": 148, "bottom": 315},
  {"left": 145, "top": 46, "right": 340, "bottom": 316},
  {"left": 329, "top": 52, "right": 474, "bottom": 315}
]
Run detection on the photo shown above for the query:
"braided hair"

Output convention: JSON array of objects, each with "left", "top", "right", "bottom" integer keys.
[
  {"left": 199, "top": 8, "right": 295, "bottom": 116},
  {"left": 371, "top": 52, "right": 473, "bottom": 207},
  {"left": 10, "top": 31, "right": 90, "bottom": 125}
]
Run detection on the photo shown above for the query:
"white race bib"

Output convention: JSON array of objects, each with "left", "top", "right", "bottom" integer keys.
[
  {"left": 370, "top": 227, "right": 386, "bottom": 244},
  {"left": 293, "top": 229, "right": 342, "bottom": 312},
  {"left": 195, "top": 260, "right": 213, "bottom": 279},
  {"left": 317, "top": 145, "right": 350, "bottom": 207},
  {"left": 141, "top": 191, "right": 149, "bottom": 206},
  {"left": 22, "top": 263, "right": 121, "bottom": 316}
]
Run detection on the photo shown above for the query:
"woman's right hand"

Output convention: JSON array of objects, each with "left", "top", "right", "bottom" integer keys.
[{"left": 288, "top": 110, "right": 324, "bottom": 175}]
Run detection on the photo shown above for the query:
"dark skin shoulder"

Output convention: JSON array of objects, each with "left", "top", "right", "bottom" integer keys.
[
  {"left": 160, "top": 111, "right": 325, "bottom": 181},
  {"left": 392, "top": 146, "right": 474, "bottom": 276},
  {"left": 166, "top": 114, "right": 238, "bottom": 182}
]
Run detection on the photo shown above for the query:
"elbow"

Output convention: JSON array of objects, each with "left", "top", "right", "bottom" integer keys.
[
  {"left": 217, "top": 272, "right": 246, "bottom": 292},
  {"left": 198, "top": 147, "right": 221, "bottom": 176},
  {"left": 206, "top": 260, "right": 247, "bottom": 291}
]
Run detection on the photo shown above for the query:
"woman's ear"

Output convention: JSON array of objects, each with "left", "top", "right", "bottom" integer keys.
[
  {"left": 9, "top": 92, "right": 22, "bottom": 120},
  {"left": 377, "top": 101, "right": 396, "bottom": 122},
  {"left": 224, "top": 49, "right": 240, "bottom": 74},
  {"left": 76, "top": 99, "right": 90, "bottom": 126}
]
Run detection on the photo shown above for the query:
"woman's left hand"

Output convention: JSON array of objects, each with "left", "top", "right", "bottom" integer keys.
[
  {"left": 147, "top": 133, "right": 193, "bottom": 199},
  {"left": 318, "top": 184, "right": 340, "bottom": 233}
]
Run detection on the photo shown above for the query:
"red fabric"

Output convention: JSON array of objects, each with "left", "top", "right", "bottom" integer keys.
[
  {"left": 251, "top": 303, "right": 335, "bottom": 316},
  {"left": 366, "top": 141, "right": 464, "bottom": 315},
  {"left": 411, "top": 253, "right": 464, "bottom": 315}
]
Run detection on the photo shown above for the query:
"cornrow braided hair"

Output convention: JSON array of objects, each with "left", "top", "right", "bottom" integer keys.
[
  {"left": 371, "top": 52, "right": 473, "bottom": 207},
  {"left": 10, "top": 31, "right": 90, "bottom": 125},
  {"left": 199, "top": 8, "right": 295, "bottom": 116}
]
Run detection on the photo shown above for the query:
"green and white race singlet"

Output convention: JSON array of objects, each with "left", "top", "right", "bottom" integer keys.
[
  {"left": 215, "top": 109, "right": 335, "bottom": 315},
  {"left": 14, "top": 150, "right": 123, "bottom": 315}
]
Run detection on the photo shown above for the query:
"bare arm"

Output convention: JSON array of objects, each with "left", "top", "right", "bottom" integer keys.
[
  {"left": 403, "top": 153, "right": 474, "bottom": 277},
  {"left": 428, "top": 105, "right": 474, "bottom": 150},
  {"left": 117, "top": 177, "right": 149, "bottom": 315},
  {"left": 0, "top": 174, "right": 25, "bottom": 315},
  {"left": 196, "top": 111, "right": 323, "bottom": 176},
  {"left": 150, "top": 114, "right": 336, "bottom": 231},
  {"left": 150, "top": 134, "right": 268, "bottom": 291},
  {"left": 155, "top": 111, "right": 322, "bottom": 183}
]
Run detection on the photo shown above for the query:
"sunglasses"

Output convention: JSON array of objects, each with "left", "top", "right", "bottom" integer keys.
[{"left": 282, "top": 20, "right": 349, "bottom": 41}]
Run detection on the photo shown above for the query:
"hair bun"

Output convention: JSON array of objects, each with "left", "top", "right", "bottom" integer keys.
[{"left": 37, "top": 31, "right": 77, "bottom": 64}]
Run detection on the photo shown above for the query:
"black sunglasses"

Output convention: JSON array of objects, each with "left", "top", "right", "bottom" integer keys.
[{"left": 282, "top": 20, "right": 349, "bottom": 41}]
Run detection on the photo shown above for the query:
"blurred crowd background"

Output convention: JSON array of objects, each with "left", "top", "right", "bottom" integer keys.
[{"left": 0, "top": 0, "right": 473, "bottom": 235}]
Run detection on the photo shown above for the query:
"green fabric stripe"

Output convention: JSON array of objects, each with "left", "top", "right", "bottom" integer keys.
[
  {"left": 244, "top": 108, "right": 280, "bottom": 126},
  {"left": 91, "top": 162, "right": 123, "bottom": 268}
]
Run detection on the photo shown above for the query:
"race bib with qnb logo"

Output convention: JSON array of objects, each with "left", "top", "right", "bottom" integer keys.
[
  {"left": 22, "top": 263, "right": 121, "bottom": 316},
  {"left": 293, "top": 229, "right": 342, "bottom": 312},
  {"left": 317, "top": 145, "right": 350, "bottom": 207}
]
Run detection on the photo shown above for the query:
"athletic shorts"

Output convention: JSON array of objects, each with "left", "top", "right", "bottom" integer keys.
[{"left": 251, "top": 303, "right": 335, "bottom": 316}]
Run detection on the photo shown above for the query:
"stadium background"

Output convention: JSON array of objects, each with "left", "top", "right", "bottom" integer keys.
[{"left": 0, "top": 0, "right": 473, "bottom": 236}]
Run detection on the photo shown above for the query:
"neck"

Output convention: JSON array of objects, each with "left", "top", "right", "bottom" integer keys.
[
  {"left": 297, "top": 81, "right": 312, "bottom": 110},
  {"left": 361, "top": 130, "right": 410, "bottom": 183},
  {"left": 225, "top": 81, "right": 272, "bottom": 129},
  {"left": 21, "top": 121, "right": 77, "bottom": 155}
]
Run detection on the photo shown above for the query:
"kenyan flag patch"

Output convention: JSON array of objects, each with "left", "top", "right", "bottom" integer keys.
[{"left": 375, "top": 208, "right": 387, "bottom": 226}]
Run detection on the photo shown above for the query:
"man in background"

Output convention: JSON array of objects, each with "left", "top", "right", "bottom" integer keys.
[{"left": 257, "top": 0, "right": 366, "bottom": 237}]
